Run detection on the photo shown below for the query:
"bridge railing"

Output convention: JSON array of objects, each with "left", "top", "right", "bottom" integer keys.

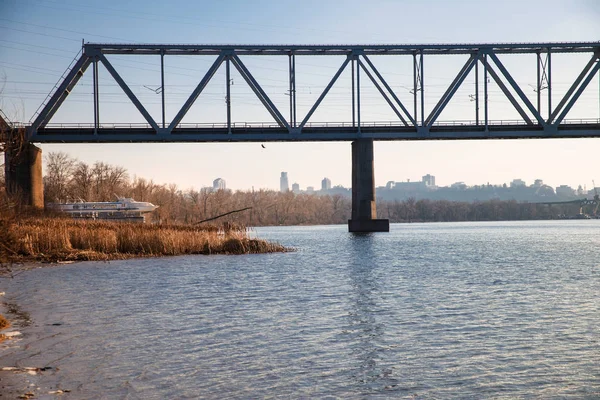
[{"left": 39, "top": 118, "right": 600, "bottom": 130}]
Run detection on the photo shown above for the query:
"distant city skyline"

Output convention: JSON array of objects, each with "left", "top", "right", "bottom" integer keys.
[{"left": 199, "top": 171, "right": 597, "bottom": 194}]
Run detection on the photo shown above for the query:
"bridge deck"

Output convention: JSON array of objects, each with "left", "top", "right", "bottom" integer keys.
[{"left": 29, "top": 123, "right": 600, "bottom": 143}]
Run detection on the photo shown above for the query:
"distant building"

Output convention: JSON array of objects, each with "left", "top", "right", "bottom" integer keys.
[
  {"left": 280, "top": 172, "right": 289, "bottom": 192},
  {"left": 422, "top": 174, "right": 436, "bottom": 187},
  {"left": 306, "top": 186, "right": 315, "bottom": 193},
  {"left": 510, "top": 179, "right": 526, "bottom": 188},
  {"left": 321, "top": 177, "right": 331, "bottom": 191},
  {"left": 213, "top": 178, "right": 226, "bottom": 191},
  {"left": 556, "top": 185, "right": 575, "bottom": 197},
  {"left": 533, "top": 179, "right": 544, "bottom": 187},
  {"left": 292, "top": 182, "right": 300, "bottom": 193}
]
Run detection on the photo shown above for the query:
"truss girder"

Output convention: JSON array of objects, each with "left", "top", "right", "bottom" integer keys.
[
  {"left": 486, "top": 52, "right": 546, "bottom": 126},
  {"left": 357, "top": 59, "right": 408, "bottom": 126},
  {"left": 361, "top": 55, "right": 415, "bottom": 126},
  {"left": 27, "top": 42, "right": 600, "bottom": 142},
  {"left": 549, "top": 53, "right": 600, "bottom": 125},
  {"left": 552, "top": 58, "right": 600, "bottom": 126},
  {"left": 299, "top": 57, "right": 351, "bottom": 129},
  {"left": 229, "top": 54, "right": 290, "bottom": 130},
  {"left": 168, "top": 54, "right": 226, "bottom": 132},
  {"left": 31, "top": 55, "right": 92, "bottom": 131},
  {"left": 425, "top": 54, "right": 477, "bottom": 127},
  {"left": 481, "top": 57, "right": 534, "bottom": 125},
  {"left": 98, "top": 54, "right": 160, "bottom": 132}
]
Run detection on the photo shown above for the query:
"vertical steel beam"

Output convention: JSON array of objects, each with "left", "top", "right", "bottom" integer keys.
[
  {"left": 93, "top": 57, "right": 99, "bottom": 134},
  {"left": 536, "top": 52, "right": 541, "bottom": 115},
  {"left": 288, "top": 54, "right": 293, "bottom": 127},
  {"left": 548, "top": 50, "right": 552, "bottom": 122},
  {"left": 357, "top": 55, "right": 361, "bottom": 133},
  {"left": 484, "top": 53, "right": 488, "bottom": 131},
  {"left": 292, "top": 54, "right": 296, "bottom": 127},
  {"left": 475, "top": 57, "right": 479, "bottom": 125},
  {"left": 226, "top": 57, "right": 231, "bottom": 134},
  {"left": 161, "top": 51, "right": 165, "bottom": 129},
  {"left": 420, "top": 51, "right": 425, "bottom": 126},
  {"left": 351, "top": 58, "right": 356, "bottom": 128},
  {"left": 288, "top": 53, "right": 297, "bottom": 128},
  {"left": 413, "top": 53, "right": 418, "bottom": 125}
]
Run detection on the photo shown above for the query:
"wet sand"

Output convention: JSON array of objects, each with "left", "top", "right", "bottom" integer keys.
[{"left": 0, "top": 267, "right": 74, "bottom": 399}]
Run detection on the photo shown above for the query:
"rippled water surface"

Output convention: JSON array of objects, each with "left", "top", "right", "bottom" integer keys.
[{"left": 2, "top": 221, "right": 600, "bottom": 398}]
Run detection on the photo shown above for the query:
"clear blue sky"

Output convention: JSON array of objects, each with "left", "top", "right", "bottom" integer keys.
[{"left": 1, "top": 0, "right": 599, "bottom": 191}]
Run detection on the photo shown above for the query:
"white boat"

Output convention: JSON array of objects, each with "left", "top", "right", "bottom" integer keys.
[{"left": 47, "top": 197, "right": 158, "bottom": 219}]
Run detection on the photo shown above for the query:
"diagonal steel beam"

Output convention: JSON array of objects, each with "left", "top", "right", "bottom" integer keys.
[
  {"left": 481, "top": 56, "right": 533, "bottom": 125},
  {"left": 300, "top": 57, "right": 351, "bottom": 129},
  {"left": 230, "top": 54, "right": 290, "bottom": 130},
  {"left": 425, "top": 54, "right": 476, "bottom": 127},
  {"left": 553, "top": 59, "right": 600, "bottom": 125},
  {"left": 99, "top": 54, "right": 159, "bottom": 132},
  {"left": 31, "top": 55, "right": 92, "bottom": 130},
  {"left": 357, "top": 59, "right": 408, "bottom": 126},
  {"left": 549, "top": 54, "right": 599, "bottom": 123},
  {"left": 361, "top": 55, "right": 415, "bottom": 126},
  {"left": 487, "top": 52, "right": 546, "bottom": 126},
  {"left": 168, "top": 53, "right": 225, "bottom": 132}
]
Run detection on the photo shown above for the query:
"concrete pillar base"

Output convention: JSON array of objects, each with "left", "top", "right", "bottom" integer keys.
[
  {"left": 348, "top": 219, "right": 390, "bottom": 233},
  {"left": 5, "top": 142, "right": 44, "bottom": 208}
]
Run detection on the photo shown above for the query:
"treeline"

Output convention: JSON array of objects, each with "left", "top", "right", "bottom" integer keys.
[{"left": 32, "top": 152, "right": 589, "bottom": 225}]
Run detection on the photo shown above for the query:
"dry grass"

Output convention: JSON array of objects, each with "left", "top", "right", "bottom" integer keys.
[
  {"left": 5, "top": 217, "right": 289, "bottom": 262},
  {"left": 0, "top": 315, "right": 9, "bottom": 330}
]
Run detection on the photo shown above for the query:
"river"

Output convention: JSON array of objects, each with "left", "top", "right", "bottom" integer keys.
[{"left": 1, "top": 221, "right": 600, "bottom": 398}]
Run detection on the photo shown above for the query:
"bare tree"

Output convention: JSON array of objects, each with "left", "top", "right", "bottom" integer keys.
[{"left": 43, "top": 152, "right": 77, "bottom": 202}]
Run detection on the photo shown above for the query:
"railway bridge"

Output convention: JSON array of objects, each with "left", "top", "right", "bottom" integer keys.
[{"left": 3, "top": 42, "right": 600, "bottom": 231}]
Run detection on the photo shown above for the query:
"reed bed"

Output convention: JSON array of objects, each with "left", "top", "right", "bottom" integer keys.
[{"left": 6, "top": 217, "right": 289, "bottom": 262}]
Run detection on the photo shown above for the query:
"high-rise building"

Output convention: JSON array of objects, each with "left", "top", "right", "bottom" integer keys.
[
  {"left": 321, "top": 177, "right": 331, "bottom": 191},
  {"left": 422, "top": 174, "right": 436, "bottom": 187},
  {"left": 213, "top": 178, "right": 226, "bottom": 191},
  {"left": 280, "top": 172, "right": 289, "bottom": 192},
  {"left": 292, "top": 183, "right": 300, "bottom": 193}
]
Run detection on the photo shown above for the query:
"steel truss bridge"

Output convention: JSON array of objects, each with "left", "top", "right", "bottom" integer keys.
[{"left": 26, "top": 42, "right": 600, "bottom": 143}]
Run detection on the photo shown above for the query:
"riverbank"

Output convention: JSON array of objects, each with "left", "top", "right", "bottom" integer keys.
[{"left": 1, "top": 216, "right": 290, "bottom": 264}]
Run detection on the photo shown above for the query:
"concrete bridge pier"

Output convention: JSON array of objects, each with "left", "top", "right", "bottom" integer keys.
[
  {"left": 348, "top": 139, "right": 389, "bottom": 232},
  {"left": 4, "top": 141, "right": 44, "bottom": 209}
]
